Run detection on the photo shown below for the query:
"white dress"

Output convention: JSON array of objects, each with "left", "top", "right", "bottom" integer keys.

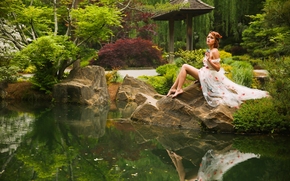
[
  {"left": 198, "top": 57, "right": 269, "bottom": 107},
  {"left": 196, "top": 149, "right": 260, "bottom": 181}
]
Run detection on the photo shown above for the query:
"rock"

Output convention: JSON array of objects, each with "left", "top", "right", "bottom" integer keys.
[
  {"left": 132, "top": 123, "right": 234, "bottom": 164},
  {"left": 116, "top": 76, "right": 237, "bottom": 133},
  {"left": 53, "top": 66, "right": 109, "bottom": 106},
  {"left": 53, "top": 104, "right": 109, "bottom": 138},
  {"left": 116, "top": 75, "right": 158, "bottom": 101}
]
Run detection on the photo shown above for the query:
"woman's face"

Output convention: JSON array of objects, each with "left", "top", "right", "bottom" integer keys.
[{"left": 206, "top": 33, "right": 215, "bottom": 46}]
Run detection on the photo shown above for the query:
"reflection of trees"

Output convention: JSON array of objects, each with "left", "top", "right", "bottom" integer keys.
[
  {"left": 0, "top": 110, "right": 34, "bottom": 180},
  {"left": 0, "top": 104, "right": 122, "bottom": 180}
]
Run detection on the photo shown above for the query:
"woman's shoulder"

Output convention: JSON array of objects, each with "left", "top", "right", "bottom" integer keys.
[
  {"left": 211, "top": 48, "right": 219, "bottom": 53},
  {"left": 211, "top": 48, "right": 220, "bottom": 59}
]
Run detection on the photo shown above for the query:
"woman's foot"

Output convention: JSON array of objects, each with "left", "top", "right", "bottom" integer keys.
[
  {"left": 167, "top": 89, "right": 176, "bottom": 96},
  {"left": 172, "top": 89, "right": 183, "bottom": 98}
]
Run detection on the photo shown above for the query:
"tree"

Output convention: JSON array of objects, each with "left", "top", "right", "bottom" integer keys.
[
  {"left": 241, "top": 0, "right": 290, "bottom": 57},
  {"left": 1, "top": 0, "right": 123, "bottom": 91},
  {"left": 14, "top": 36, "right": 79, "bottom": 92}
]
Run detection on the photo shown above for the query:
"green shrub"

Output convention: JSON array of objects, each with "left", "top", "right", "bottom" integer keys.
[
  {"left": 93, "top": 38, "right": 165, "bottom": 69},
  {"left": 233, "top": 98, "right": 282, "bottom": 133},
  {"left": 0, "top": 66, "right": 19, "bottom": 83},
  {"left": 233, "top": 56, "right": 290, "bottom": 134},
  {"left": 155, "top": 64, "right": 178, "bottom": 76},
  {"left": 174, "top": 49, "right": 204, "bottom": 68},
  {"left": 219, "top": 50, "right": 232, "bottom": 60},
  {"left": 139, "top": 76, "right": 169, "bottom": 95},
  {"left": 106, "top": 68, "right": 122, "bottom": 85},
  {"left": 231, "top": 61, "right": 253, "bottom": 87},
  {"left": 232, "top": 55, "right": 263, "bottom": 68},
  {"left": 263, "top": 56, "right": 290, "bottom": 124},
  {"left": 139, "top": 64, "right": 179, "bottom": 95},
  {"left": 13, "top": 35, "right": 80, "bottom": 93}
]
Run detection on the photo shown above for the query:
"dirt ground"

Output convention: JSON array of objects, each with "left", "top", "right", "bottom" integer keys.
[{"left": 107, "top": 82, "right": 121, "bottom": 102}]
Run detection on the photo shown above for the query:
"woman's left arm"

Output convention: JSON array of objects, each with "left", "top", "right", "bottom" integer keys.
[{"left": 208, "top": 49, "right": 221, "bottom": 71}]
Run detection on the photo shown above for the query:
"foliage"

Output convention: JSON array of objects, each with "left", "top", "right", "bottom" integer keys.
[
  {"left": 221, "top": 63, "right": 233, "bottom": 80},
  {"left": 93, "top": 38, "right": 164, "bottom": 69},
  {"left": 139, "top": 64, "right": 178, "bottom": 95},
  {"left": 232, "top": 55, "right": 263, "bottom": 68},
  {"left": 13, "top": 36, "right": 79, "bottom": 92},
  {"left": 113, "top": 1, "right": 157, "bottom": 41},
  {"left": 0, "top": 0, "right": 123, "bottom": 91},
  {"left": 71, "top": 4, "right": 122, "bottom": 44},
  {"left": 0, "top": 65, "right": 19, "bottom": 83},
  {"left": 139, "top": 75, "right": 168, "bottom": 95},
  {"left": 230, "top": 61, "right": 254, "bottom": 87},
  {"left": 242, "top": 0, "right": 290, "bottom": 57},
  {"left": 241, "top": 14, "right": 287, "bottom": 57},
  {"left": 155, "top": 63, "right": 178, "bottom": 76},
  {"left": 221, "top": 56, "right": 256, "bottom": 87},
  {"left": 263, "top": 57, "right": 290, "bottom": 120},
  {"left": 106, "top": 68, "right": 122, "bottom": 85},
  {"left": 174, "top": 49, "right": 205, "bottom": 68},
  {"left": 234, "top": 56, "right": 290, "bottom": 133},
  {"left": 233, "top": 98, "right": 282, "bottom": 133},
  {"left": 219, "top": 50, "right": 232, "bottom": 60}
]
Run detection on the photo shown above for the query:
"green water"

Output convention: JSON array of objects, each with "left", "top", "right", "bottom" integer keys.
[{"left": 0, "top": 102, "right": 290, "bottom": 181}]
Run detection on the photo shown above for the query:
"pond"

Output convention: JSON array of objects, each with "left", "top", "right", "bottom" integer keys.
[{"left": 0, "top": 101, "right": 290, "bottom": 181}]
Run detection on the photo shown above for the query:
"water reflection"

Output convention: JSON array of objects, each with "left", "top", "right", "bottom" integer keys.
[
  {"left": 167, "top": 149, "right": 259, "bottom": 181},
  {"left": 0, "top": 101, "right": 290, "bottom": 181}
]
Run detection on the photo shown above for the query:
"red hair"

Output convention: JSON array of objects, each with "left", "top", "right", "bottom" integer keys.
[{"left": 210, "top": 31, "right": 222, "bottom": 48}]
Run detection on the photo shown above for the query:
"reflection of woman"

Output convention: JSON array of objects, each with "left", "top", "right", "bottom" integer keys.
[
  {"left": 196, "top": 150, "right": 259, "bottom": 181},
  {"left": 167, "top": 31, "right": 269, "bottom": 108},
  {"left": 167, "top": 149, "right": 260, "bottom": 181},
  {"left": 166, "top": 150, "right": 197, "bottom": 181}
]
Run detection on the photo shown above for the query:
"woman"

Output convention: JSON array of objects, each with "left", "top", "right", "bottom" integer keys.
[{"left": 167, "top": 31, "right": 269, "bottom": 108}]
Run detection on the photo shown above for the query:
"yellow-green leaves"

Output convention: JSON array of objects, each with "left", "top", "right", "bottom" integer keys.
[{"left": 71, "top": 5, "right": 122, "bottom": 43}]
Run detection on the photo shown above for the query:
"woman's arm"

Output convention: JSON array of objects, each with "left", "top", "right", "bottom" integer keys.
[{"left": 208, "top": 48, "right": 221, "bottom": 71}]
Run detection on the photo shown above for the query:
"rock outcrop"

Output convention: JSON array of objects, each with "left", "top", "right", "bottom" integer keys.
[
  {"left": 117, "top": 75, "right": 237, "bottom": 133},
  {"left": 53, "top": 66, "right": 109, "bottom": 106}
]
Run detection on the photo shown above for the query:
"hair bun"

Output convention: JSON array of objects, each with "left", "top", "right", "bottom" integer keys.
[{"left": 210, "top": 31, "right": 222, "bottom": 40}]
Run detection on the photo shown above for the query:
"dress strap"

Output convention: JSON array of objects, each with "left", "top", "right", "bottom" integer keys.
[{"left": 211, "top": 58, "right": 220, "bottom": 63}]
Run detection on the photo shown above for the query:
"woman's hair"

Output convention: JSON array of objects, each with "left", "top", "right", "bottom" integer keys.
[{"left": 210, "top": 31, "right": 222, "bottom": 48}]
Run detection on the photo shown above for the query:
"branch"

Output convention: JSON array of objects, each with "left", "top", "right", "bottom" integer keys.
[
  {"left": 29, "top": 18, "right": 37, "bottom": 39},
  {"left": 65, "top": 0, "right": 77, "bottom": 38},
  {"left": 0, "top": 152, "right": 15, "bottom": 178},
  {"left": 11, "top": 13, "right": 30, "bottom": 43},
  {"left": 76, "top": 35, "right": 92, "bottom": 47},
  {"left": 53, "top": 0, "right": 58, "bottom": 36},
  {"left": 118, "top": 0, "right": 132, "bottom": 12}
]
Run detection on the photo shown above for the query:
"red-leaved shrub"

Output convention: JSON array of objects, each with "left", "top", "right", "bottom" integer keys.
[{"left": 92, "top": 38, "right": 164, "bottom": 69}]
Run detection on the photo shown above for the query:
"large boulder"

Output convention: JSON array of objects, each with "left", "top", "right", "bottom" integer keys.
[
  {"left": 53, "top": 66, "right": 109, "bottom": 106},
  {"left": 116, "top": 76, "right": 237, "bottom": 133},
  {"left": 116, "top": 75, "right": 160, "bottom": 101}
]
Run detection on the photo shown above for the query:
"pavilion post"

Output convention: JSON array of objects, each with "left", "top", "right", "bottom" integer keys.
[
  {"left": 186, "top": 14, "right": 193, "bottom": 50},
  {"left": 169, "top": 18, "right": 175, "bottom": 63}
]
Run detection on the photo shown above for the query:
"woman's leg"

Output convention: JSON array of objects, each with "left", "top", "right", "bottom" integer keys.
[{"left": 169, "top": 64, "right": 199, "bottom": 97}]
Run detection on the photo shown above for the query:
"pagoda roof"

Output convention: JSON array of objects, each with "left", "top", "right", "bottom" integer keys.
[{"left": 152, "top": 0, "right": 214, "bottom": 21}]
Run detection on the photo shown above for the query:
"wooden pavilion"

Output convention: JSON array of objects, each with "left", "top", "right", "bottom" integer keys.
[{"left": 152, "top": 0, "right": 214, "bottom": 62}]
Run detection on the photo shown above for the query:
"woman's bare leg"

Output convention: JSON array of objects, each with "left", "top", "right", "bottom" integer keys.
[{"left": 169, "top": 64, "right": 199, "bottom": 98}]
